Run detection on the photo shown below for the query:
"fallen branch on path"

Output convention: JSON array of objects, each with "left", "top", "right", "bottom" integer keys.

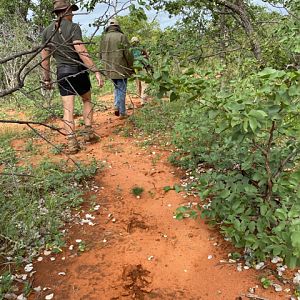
[{"left": 242, "top": 293, "right": 269, "bottom": 300}]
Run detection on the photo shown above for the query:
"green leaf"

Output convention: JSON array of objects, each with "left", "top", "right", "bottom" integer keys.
[
  {"left": 258, "top": 68, "right": 285, "bottom": 79},
  {"left": 183, "top": 68, "right": 195, "bottom": 75},
  {"left": 249, "top": 117, "right": 258, "bottom": 132},
  {"left": 245, "top": 234, "right": 257, "bottom": 244},
  {"left": 272, "top": 245, "right": 283, "bottom": 256},
  {"left": 163, "top": 186, "right": 173, "bottom": 192},
  {"left": 285, "top": 255, "right": 298, "bottom": 268},
  {"left": 176, "top": 206, "right": 189, "bottom": 213},
  {"left": 244, "top": 185, "right": 257, "bottom": 194},
  {"left": 170, "top": 91, "right": 179, "bottom": 102},
  {"left": 258, "top": 68, "right": 277, "bottom": 78},
  {"left": 273, "top": 221, "right": 286, "bottom": 232},
  {"left": 190, "top": 210, "right": 198, "bottom": 219},
  {"left": 199, "top": 189, "right": 210, "bottom": 200},
  {"left": 175, "top": 213, "right": 184, "bottom": 220},
  {"left": 174, "top": 185, "right": 182, "bottom": 193},
  {"left": 248, "top": 110, "right": 268, "bottom": 120},
  {"left": 291, "top": 231, "right": 300, "bottom": 249},
  {"left": 260, "top": 204, "right": 268, "bottom": 216},
  {"left": 208, "top": 110, "right": 219, "bottom": 120},
  {"left": 274, "top": 209, "right": 287, "bottom": 221},
  {"left": 267, "top": 105, "right": 281, "bottom": 116},
  {"left": 288, "top": 85, "right": 300, "bottom": 97},
  {"left": 215, "top": 122, "right": 228, "bottom": 133},
  {"left": 219, "top": 189, "right": 230, "bottom": 199},
  {"left": 248, "top": 221, "right": 256, "bottom": 233}
]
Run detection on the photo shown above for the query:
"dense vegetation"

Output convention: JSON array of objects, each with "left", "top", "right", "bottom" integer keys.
[{"left": 131, "top": 0, "right": 300, "bottom": 267}]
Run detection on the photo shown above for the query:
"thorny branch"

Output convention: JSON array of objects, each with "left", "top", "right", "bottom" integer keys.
[{"left": 0, "top": 119, "right": 65, "bottom": 135}]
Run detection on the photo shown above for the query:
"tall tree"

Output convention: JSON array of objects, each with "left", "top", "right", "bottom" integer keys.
[{"left": 149, "top": 0, "right": 266, "bottom": 61}]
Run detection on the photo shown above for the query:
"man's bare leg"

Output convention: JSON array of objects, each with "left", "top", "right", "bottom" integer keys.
[
  {"left": 81, "top": 90, "right": 93, "bottom": 126},
  {"left": 62, "top": 95, "right": 75, "bottom": 134},
  {"left": 81, "top": 90, "right": 99, "bottom": 143},
  {"left": 62, "top": 95, "right": 79, "bottom": 153}
]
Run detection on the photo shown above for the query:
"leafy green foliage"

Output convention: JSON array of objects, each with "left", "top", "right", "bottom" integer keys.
[
  {"left": 169, "top": 68, "right": 300, "bottom": 266},
  {"left": 0, "top": 159, "right": 100, "bottom": 261},
  {"left": 135, "top": 32, "right": 300, "bottom": 264},
  {"left": 117, "top": 11, "right": 161, "bottom": 44},
  {"left": 0, "top": 272, "right": 14, "bottom": 297}
]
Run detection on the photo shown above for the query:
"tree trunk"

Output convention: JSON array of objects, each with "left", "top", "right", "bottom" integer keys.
[
  {"left": 216, "top": 0, "right": 262, "bottom": 62},
  {"left": 219, "top": 7, "right": 227, "bottom": 63}
]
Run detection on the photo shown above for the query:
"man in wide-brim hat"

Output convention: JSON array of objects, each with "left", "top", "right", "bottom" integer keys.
[{"left": 41, "top": 0, "right": 104, "bottom": 154}]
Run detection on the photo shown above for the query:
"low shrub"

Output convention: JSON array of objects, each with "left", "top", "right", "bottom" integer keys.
[
  {"left": 0, "top": 159, "right": 100, "bottom": 261},
  {"left": 172, "top": 68, "right": 300, "bottom": 266}
]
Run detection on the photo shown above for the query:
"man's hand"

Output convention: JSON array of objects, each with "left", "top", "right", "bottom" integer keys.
[
  {"left": 42, "top": 79, "right": 53, "bottom": 90},
  {"left": 95, "top": 72, "right": 104, "bottom": 88}
]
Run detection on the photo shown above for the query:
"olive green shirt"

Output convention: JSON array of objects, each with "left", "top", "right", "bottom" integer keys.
[
  {"left": 42, "top": 19, "right": 83, "bottom": 67},
  {"left": 100, "top": 27, "right": 134, "bottom": 79}
]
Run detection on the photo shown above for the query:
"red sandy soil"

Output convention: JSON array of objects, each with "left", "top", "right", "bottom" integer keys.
[{"left": 8, "top": 95, "right": 290, "bottom": 300}]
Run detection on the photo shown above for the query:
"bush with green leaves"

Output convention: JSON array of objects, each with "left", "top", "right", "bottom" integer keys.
[
  {"left": 172, "top": 67, "right": 300, "bottom": 266},
  {"left": 0, "top": 158, "right": 100, "bottom": 262}
]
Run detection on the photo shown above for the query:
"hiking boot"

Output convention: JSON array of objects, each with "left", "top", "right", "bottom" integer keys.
[
  {"left": 82, "top": 126, "right": 100, "bottom": 143},
  {"left": 119, "top": 114, "right": 129, "bottom": 120},
  {"left": 66, "top": 135, "right": 80, "bottom": 154}
]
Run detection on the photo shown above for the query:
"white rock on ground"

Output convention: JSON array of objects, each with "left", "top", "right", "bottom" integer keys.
[
  {"left": 45, "top": 294, "right": 54, "bottom": 300},
  {"left": 24, "top": 264, "right": 33, "bottom": 273},
  {"left": 293, "top": 272, "right": 300, "bottom": 284}
]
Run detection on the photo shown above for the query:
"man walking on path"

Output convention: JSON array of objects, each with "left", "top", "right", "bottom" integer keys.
[
  {"left": 130, "top": 36, "right": 151, "bottom": 106},
  {"left": 100, "top": 18, "right": 134, "bottom": 118},
  {"left": 41, "top": 0, "right": 104, "bottom": 154}
]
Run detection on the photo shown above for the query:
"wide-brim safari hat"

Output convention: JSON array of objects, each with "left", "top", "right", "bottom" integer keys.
[{"left": 52, "top": 0, "right": 79, "bottom": 14}]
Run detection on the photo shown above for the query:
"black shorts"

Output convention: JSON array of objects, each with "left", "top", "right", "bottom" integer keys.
[{"left": 57, "top": 65, "right": 91, "bottom": 96}]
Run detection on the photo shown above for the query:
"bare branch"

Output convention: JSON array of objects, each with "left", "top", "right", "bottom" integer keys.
[{"left": 0, "top": 119, "right": 65, "bottom": 135}]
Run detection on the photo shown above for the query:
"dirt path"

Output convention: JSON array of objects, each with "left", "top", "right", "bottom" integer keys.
[{"left": 26, "top": 96, "right": 285, "bottom": 300}]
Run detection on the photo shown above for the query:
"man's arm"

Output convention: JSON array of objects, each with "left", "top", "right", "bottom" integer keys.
[
  {"left": 41, "top": 48, "right": 52, "bottom": 90},
  {"left": 73, "top": 41, "right": 104, "bottom": 88}
]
